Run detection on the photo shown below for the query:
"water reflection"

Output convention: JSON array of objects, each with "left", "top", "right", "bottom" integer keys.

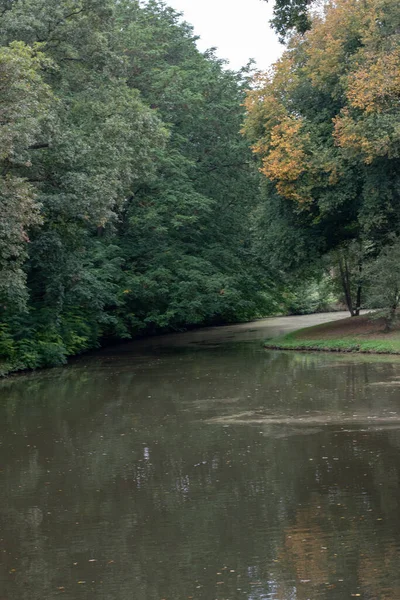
[{"left": 1, "top": 347, "right": 400, "bottom": 599}]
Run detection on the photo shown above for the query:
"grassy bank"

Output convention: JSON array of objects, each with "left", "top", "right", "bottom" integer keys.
[{"left": 265, "top": 314, "right": 400, "bottom": 355}]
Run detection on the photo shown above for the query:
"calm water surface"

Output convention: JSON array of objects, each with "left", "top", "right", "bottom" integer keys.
[{"left": 1, "top": 317, "right": 400, "bottom": 599}]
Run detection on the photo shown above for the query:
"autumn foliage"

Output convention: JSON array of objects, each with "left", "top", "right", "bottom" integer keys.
[{"left": 244, "top": 0, "right": 400, "bottom": 204}]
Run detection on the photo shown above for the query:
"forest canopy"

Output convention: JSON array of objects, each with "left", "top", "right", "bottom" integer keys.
[
  {"left": 1, "top": 0, "right": 400, "bottom": 373},
  {"left": 0, "top": 0, "right": 276, "bottom": 374},
  {"left": 244, "top": 0, "right": 400, "bottom": 319}
]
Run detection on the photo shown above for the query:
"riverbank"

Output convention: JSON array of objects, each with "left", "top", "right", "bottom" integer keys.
[
  {"left": 0, "top": 312, "right": 352, "bottom": 377},
  {"left": 265, "top": 313, "right": 400, "bottom": 354}
]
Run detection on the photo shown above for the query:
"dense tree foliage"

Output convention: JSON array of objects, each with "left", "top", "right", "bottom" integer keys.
[
  {"left": 3, "top": 0, "right": 399, "bottom": 373},
  {"left": 244, "top": 0, "right": 400, "bottom": 315},
  {"left": 0, "top": 41, "right": 52, "bottom": 309},
  {"left": 0, "top": 0, "right": 273, "bottom": 373},
  {"left": 265, "top": 0, "right": 314, "bottom": 40},
  {"left": 365, "top": 237, "right": 400, "bottom": 328}
]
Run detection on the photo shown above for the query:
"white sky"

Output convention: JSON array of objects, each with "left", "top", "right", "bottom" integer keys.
[{"left": 165, "top": 0, "right": 283, "bottom": 71}]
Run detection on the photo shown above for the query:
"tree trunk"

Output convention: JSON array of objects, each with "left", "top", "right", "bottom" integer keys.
[
  {"left": 354, "top": 284, "right": 362, "bottom": 316},
  {"left": 339, "top": 255, "right": 354, "bottom": 316},
  {"left": 387, "top": 289, "right": 400, "bottom": 331},
  {"left": 353, "top": 261, "right": 362, "bottom": 316}
]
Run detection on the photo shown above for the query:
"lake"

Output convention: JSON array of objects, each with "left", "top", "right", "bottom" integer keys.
[{"left": 1, "top": 313, "right": 400, "bottom": 599}]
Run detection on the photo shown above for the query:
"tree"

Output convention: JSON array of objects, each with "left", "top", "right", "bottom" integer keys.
[
  {"left": 265, "top": 0, "right": 314, "bottom": 41},
  {"left": 113, "top": 0, "right": 272, "bottom": 330},
  {"left": 0, "top": 0, "right": 171, "bottom": 369},
  {"left": 243, "top": 0, "right": 400, "bottom": 315},
  {"left": 0, "top": 0, "right": 273, "bottom": 373},
  {"left": 0, "top": 42, "right": 53, "bottom": 309},
  {"left": 365, "top": 238, "right": 400, "bottom": 329},
  {"left": 329, "top": 240, "right": 364, "bottom": 317}
]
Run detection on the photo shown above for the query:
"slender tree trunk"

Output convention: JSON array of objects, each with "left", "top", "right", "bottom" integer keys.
[
  {"left": 354, "top": 284, "right": 362, "bottom": 316},
  {"left": 387, "top": 289, "right": 400, "bottom": 331},
  {"left": 353, "top": 260, "right": 362, "bottom": 316},
  {"left": 338, "top": 255, "right": 354, "bottom": 316}
]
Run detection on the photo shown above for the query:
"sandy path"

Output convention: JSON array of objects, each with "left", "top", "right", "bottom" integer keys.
[
  {"left": 168, "top": 311, "right": 352, "bottom": 346},
  {"left": 110, "top": 311, "right": 353, "bottom": 353}
]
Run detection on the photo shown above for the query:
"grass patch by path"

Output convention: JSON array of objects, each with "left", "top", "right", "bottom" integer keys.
[{"left": 265, "top": 314, "right": 400, "bottom": 354}]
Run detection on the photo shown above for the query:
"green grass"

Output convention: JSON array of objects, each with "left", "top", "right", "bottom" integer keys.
[{"left": 265, "top": 324, "right": 400, "bottom": 355}]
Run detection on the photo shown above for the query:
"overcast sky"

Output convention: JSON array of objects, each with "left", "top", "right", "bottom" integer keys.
[{"left": 165, "top": 0, "right": 283, "bottom": 71}]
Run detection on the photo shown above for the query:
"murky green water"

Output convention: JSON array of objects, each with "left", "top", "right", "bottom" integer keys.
[{"left": 1, "top": 329, "right": 400, "bottom": 599}]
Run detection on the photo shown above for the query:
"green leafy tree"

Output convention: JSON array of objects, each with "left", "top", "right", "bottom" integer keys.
[
  {"left": 244, "top": 0, "right": 400, "bottom": 316},
  {"left": 0, "top": 42, "right": 53, "bottom": 309},
  {"left": 365, "top": 238, "right": 400, "bottom": 329},
  {"left": 266, "top": 0, "right": 314, "bottom": 41},
  {"left": 0, "top": 0, "right": 167, "bottom": 368},
  {"left": 113, "top": 0, "right": 271, "bottom": 330},
  {"left": 0, "top": 0, "right": 273, "bottom": 373}
]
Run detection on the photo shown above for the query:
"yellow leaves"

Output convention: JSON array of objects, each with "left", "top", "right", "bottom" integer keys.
[
  {"left": 242, "top": 56, "right": 299, "bottom": 143},
  {"left": 243, "top": 83, "right": 285, "bottom": 143},
  {"left": 304, "top": 0, "right": 375, "bottom": 89},
  {"left": 243, "top": 62, "right": 314, "bottom": 206},
  {"left": 243, "top": 0, "right": 400, "bottom": 202},
  {"left": 333, "top": 109, "right": 358, "bottom": 143},
  {"left": 306, "top": 29, "right": 344, "bottom": 88},
  {"left": 260, "top": 117, "right": 311, "bottom": 204},
  {"left": 272, "top": 53, "right": 300, "bottom": 97},
  {"left": 328, "top": 1, "right": 400, "bottom": 163},
  {"left": 334, "top": 108, "right": 392, "bottom": 163},
  {"left": 347, "top": 50, "right": 400, "bottom": 113}
]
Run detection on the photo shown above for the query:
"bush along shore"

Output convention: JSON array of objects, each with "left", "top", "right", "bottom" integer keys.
[{"left": 265, "top": 314, "right": 400, "bottom": 355}]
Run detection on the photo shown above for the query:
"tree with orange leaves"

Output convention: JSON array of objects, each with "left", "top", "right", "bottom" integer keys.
[{"left": 244, "top": 0, "right": 400, "bottom": 315}]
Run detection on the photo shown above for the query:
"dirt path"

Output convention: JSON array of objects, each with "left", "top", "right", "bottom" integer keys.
[
  {"left": 173, "top": 311, "right": 352, "bottom": 346},
  {"left": 112, "top": 311, "right": 353, "bottom": 353}
]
